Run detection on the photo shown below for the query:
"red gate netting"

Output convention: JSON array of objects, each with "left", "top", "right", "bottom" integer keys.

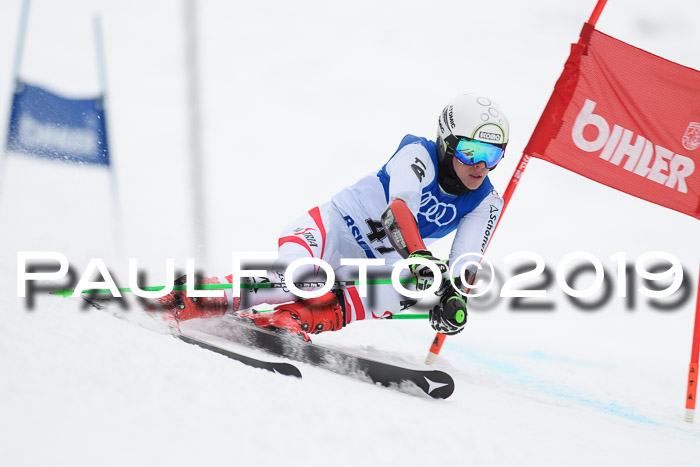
[{"left": 525, "top": 23, "right": 700, "bottom": 221}]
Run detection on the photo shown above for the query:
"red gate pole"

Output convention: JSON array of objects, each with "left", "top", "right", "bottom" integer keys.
[
  {"left": 425, "top": 0, "right": 609, "bottom": 365},
  {"left": 685, "top": 263, "right": 700, "bottom": 422},
  {"left": 424, "top": 154, "right": 530, "bottom": 365}
]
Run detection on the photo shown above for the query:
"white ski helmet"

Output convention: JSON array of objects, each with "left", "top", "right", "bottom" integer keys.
[{"left": 436, "top": 93, "right": 510, "bottom": 170}]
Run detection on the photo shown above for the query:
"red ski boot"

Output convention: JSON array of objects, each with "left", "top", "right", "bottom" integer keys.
[
  {"left": 239, "top": 291, "right": 346, "bottom": 341},
  {"left": 146, "top": 275, "right": 239, "bottom": 323}
]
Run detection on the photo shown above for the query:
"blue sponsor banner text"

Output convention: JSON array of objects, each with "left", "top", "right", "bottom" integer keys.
[{"left": 6, "top": 80, "right": 110, "bottom": 166}]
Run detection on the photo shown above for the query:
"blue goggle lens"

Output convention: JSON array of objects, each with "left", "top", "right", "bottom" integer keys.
[{"left": 453, "top": 138, "right": 504, "bottom": 169}]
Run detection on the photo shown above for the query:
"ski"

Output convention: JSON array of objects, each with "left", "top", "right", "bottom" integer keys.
[
  {"left": 81, "top": 296, "right": 453, "bottom": 397},
  {"left": 82, "top": 296, "right": 301, "bottom": 378},
  {"left": 193, "top": 315, "right": 455, "bottom": 399},
  {"left": 178, "top": 333, "right": 302, "bottom": 378}
]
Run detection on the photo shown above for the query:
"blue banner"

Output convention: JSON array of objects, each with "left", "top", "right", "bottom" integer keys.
[{"left": 6, "top": 80, "right": 110, "bottom": 166}]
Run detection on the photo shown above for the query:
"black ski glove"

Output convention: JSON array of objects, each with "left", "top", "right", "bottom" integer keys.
[
  {"left": 408, "top": 249, "right": 449, "bottom": 291},
  {"left": 429, "top": 287, "right": 468, "bottom": 335}
]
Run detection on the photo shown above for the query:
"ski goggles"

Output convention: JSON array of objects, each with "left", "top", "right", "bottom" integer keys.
[{"left": 449, "top": 137, "right": 505, "bottom": 169}]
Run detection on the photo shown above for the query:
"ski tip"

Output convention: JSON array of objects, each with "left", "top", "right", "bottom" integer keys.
[
  {"left": 423, "top": 372, "right": 455, "bottom": 399},
  {"left": 431, "top": 384, "right": 454, "bottom": 399},
  {"left": 274, "top": 363, "right": 303, "bottom": 378}
]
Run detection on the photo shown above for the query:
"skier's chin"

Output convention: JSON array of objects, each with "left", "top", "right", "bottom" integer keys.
[{"left": 462, "top": 176, "right": 485, "bottom": 190}]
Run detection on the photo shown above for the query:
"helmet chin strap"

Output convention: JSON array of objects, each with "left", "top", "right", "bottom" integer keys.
[{"left": 437, "top": 156, "right": 471, "bottom": 195}]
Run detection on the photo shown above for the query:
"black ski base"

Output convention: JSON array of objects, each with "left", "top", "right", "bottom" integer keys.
[
  {"left": 82, "top": 295, "right": 454, "bottom": 398},
  {"left": 195, "top": 316, "right": 455, "bottom": 399},
  {"left": 178, "top": 333, "right": 302, "bottom": 378},
  {"left": 81, "top": 295, "right": 302, "bottom": 378}
]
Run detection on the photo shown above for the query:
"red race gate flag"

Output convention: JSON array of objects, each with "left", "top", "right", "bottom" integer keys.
[{"left": 525, "top": 23, "right": 700, "bottom": 220}]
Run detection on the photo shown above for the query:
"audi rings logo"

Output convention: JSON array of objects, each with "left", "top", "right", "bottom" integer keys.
[{"left": 419, "top": 193, "right": 456, "bottom": 226}]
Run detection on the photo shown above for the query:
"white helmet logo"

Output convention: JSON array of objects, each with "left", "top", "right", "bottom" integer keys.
[{"left": 478, "top": 131, "right": 502, "bottom": 142}]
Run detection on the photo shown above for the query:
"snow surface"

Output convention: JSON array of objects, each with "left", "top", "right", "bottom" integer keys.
[{"left": 1, "top": 0, "right": 700, "bottom": 466}]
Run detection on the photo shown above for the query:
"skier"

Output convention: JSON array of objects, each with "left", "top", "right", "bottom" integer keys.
[{"left": 156, "top": 93, "right": 508, "bottom": 341}]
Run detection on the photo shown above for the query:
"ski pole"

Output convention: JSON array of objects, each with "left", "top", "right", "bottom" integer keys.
[
  {"left": 50, "top": 277, "right": 416, "bottom": 298},
  {"left": 389, "top": 313, "right": 429, "bottom": 319},
  {"left": 424, "top": 0, "right": 610, "bottom": 365},
  {"left": 425, "top": 155, "right": 528, "bottom": 364},
  {"left": 246, "top": 310, "right": 429, "bottom": 320}
]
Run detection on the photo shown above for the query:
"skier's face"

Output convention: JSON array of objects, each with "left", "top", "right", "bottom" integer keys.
[{"left": 453, "top": 158, "right": 488, "bottom": 190}]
